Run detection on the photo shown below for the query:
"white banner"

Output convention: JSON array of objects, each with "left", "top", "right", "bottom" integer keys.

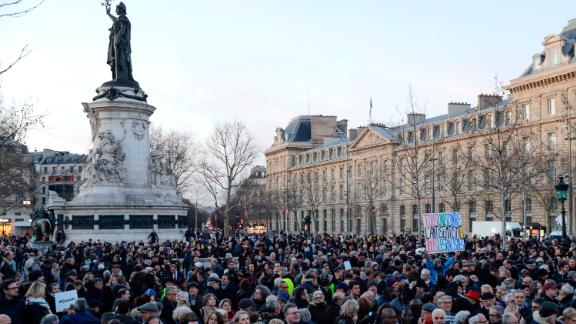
[{"left": 55, "top": 290, "right": 78, "bottom": 313}]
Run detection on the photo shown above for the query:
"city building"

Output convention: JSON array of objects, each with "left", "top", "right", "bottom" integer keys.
[
  {"left": 0, "top": 139, "right": 34, "bottom": 236},
  {"left": 265, "top": 19, "right": 576, "bottom": 236},
  {"left": 31, "top": 149, "right": 87, "bottom": 211}
]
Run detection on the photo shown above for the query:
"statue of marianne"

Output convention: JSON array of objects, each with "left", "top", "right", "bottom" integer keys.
[{"left": 106, "top": 2, "right": 138, "bottom": 86}]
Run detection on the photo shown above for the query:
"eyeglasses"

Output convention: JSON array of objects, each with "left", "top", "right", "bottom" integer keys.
[{"left": 6, "top": 286, "right": 18, "bottom": 290}]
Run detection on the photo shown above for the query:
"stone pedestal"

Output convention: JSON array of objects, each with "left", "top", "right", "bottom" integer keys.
[{"left": 48, "top": 85, "right": 188, "bottom": 242}]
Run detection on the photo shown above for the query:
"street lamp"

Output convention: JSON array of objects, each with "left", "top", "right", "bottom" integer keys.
[{"left": 556, "top": 176, "right": 569, "bottom": 240}]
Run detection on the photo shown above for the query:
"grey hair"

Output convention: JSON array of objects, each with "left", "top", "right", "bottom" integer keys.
[
  {"left": 432, "top": 308, "right": 445, "bottom": 318},
  {"left": 256, "top": 285, "right": 272, "bottom": 298},
  {"left": 300, "top": 308, "right": 312, "bottom": 322},
  {"left": 490, "top": 305, "right": 504, "bottom": 317},
  {"left": 40, "top": 314, "right": 60, "bottom": 324},
  {"left": 501, "top": 313, "right": 518, "bottom": 324},
  {"left": 266, "top": 295, "right": 280, "bottom": 311},
  {"left": 75, "top": 298, "right": 88, "bottom": 312},
  {"left": 562, "top": 283, "right": 575, "bottom": 295},
  {"left": 454, "top": 310, "right": 470, "bottom": 324},
  {"left": 468, "top": 314, "right": 486, "bottom": 324}
]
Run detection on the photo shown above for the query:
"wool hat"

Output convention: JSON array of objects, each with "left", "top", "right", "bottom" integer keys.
[
  {"left": 238, "top": 298, "right": 254, "bottom": 309},
  {"left": 539, "top": 302, "right": 558, "bottom": 318},
  {"left": 465, "top": 290, "right": 481, "bottom": 301},
  {"left": 422, "top": 303, "right": 436, "bottom": 313}
]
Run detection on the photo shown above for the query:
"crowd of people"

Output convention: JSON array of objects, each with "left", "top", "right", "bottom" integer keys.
[{"left": 0, "top": 230, "right": 576, "bottom": 324}]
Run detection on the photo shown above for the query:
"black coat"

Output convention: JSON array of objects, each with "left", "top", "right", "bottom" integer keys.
[
  {"left": 0, "top": 295, "right": 24, "bottom": 324},
  {"left": 21, "top": 302, "right": 50, "bottom": 324},
  {"left": 324, "top": 303, "right": 341, "bottom": 324}
]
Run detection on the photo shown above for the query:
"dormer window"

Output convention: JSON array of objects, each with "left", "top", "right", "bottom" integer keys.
[{"left": 550, "top": 48, "right": 559, "bottom": 65}]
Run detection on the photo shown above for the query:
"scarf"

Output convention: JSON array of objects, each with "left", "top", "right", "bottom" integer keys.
[{"left": 27, "top": 297, "right": 52, "bottom": 313}]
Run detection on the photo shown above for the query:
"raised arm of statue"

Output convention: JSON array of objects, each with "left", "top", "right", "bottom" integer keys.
[{"left": 106, "top": 7, "right": 117, "bottom": 22}]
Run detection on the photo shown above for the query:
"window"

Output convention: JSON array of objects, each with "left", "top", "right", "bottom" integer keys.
[
  {"left": 407, "top": 131, "right": 414, "bottom": 143},
  {"left": 412, "top": 205, "right": 418, "bottom": 216},
  {"left": 504, "top": 110, "right": 512, "bottom": 126},
  {"left": 425, "top": 204, "right": 431, "bottom": 213},
  {"left": 43, "top": 166, "right": 48, "bottom": 174},
  {"left": 382, "top": 180, "right": 388, "bottom": 197},
  {"left": 340, "top": 209, "right": 345, "bottom": 232},
  {"left": 504, "top": 199, "right": 512, "bottom": 214},
  {"left": 548, "top": 98, "right": 556, "bottom": 116},
  {"left": 485, "top": 144, "right": 492, "bottom": 159},
  {"left": 357, "top": 164, "right": 362, "bottom": 177},
  {"left": 484, "top": 169, "right": 491, "bottom": 187},
  {"left": 469, "top": 200, "right": 476, "bottom": 214},
  {"left": 339, "top": 185, "right": 344, "bottom": 200},
  {"left": 399, "top": 179, "right": 405, "bottom": 195},
  {"left": 548, "top": 132, "right": 557, "bottom": 151},
  {"left": 525, "top": 198, "right": 532, "bottom": 213},
  {"left": 522, "top": 104, "right": 530, "bottom": 121},
  {"left": 550, "top": 48, "right": 559, "bottom": 65},
  {"left": 382, "top": 160, "right": 388, "bottom": 174},
  {"left": 339, "top": 167, "right": 344, "bottom": 179},
  {"left": 331, "top": 209, "right": 336, "bottom": 232},
  {"left": 522, "top": 137, "right": 530, "bottom": 152},
  {"left": 41, "top": 177, "right": 46, "bottom": 183},
  {"left": 331, "top": 169, "right": 335, "bottom": 181},
  {"left": 420, "top": 129, "right": 427, "bottom": 142},
  {"left": 467, "top": 170, "right": 475, "bottom": 191},
  {"left": 485, "top": 200, "right": 493, "bottom": 214},
  {"left": 439, "top": 202, "right": 446, "bottom": 212},
  {"left": 52, "top": 166, "right": 56, "bottom": 174},
  {"left": 452, "top": 148, "right": 458, "bottom": 164}
]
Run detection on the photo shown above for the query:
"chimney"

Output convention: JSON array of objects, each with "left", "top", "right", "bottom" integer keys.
[
  {"left": 406, "top": 113, "right": 426, "bottom": 126},
  {"left": 349, "top": 128, "right": 358, "bottom": 141},
  {"left": 478, "top": 94, "right": 502, "bottom": 109},
  {"left": 448, "top": 102, "right": 471, "bottom": 117},
  {"left": 337, "top": 119, "right": 348, "bottom": 135}
]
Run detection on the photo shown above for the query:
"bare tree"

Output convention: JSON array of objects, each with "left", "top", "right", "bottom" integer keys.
[
  {"left": 198, "top": 120, "right": 258, "bottom": 235},
  {"left": 474, "top": 102, "right": 535, "bottom": 249},
  {"left": 438, "top": 142, "right": 476, "bottom": 213},
  {"left": 356, "top": 162, "right": 386, "bottom": 234},
  {"left": 149, "top": 126, "right": 197, "bottom": 195},
  {"left": 521, "top": 128, "right": 562, "bottom": 232},
  {"left": 0, "top": 0, "right": 44, "bottom": 75},
  {"left": 301, "top": 171, "right": 325, "bottom": 234},
  {"left": 393, "top": 86, "right": 440, "bottom": 234}
]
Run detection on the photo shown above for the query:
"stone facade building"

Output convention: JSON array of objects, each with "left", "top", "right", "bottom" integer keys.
[
  {"left": 265, "top": 19, "right": 576, "bottom": 236},
  {"left": 31, "top": 149, "right": 87, "bottom": 210}
]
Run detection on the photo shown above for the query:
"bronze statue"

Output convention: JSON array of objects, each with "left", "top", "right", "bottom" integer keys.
[
  {"left": 32, "top": 208, "right": 54, "bottom": 241},
  {"left": 105, "top": 2, "right": 138, "bottom": 87}
]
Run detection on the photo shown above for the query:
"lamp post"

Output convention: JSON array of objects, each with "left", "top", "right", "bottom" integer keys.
[
  {"left": 556, "top": 176, "right": 569, "bottom": 240},
  {"left": 430, "top": 156, "right": 438, "bottom": 213}
]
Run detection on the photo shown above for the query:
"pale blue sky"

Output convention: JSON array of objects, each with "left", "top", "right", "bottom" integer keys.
[{"left": 1, "top": 0, "right": 574, "bottom": 162}]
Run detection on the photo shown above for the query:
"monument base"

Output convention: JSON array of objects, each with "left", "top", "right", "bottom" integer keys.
[
  {"left": 49, "top": 201, "right": 189, "bottom": 243},
  {"left": 30, "top": 240, "right": 55, "bottom": 250}
]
